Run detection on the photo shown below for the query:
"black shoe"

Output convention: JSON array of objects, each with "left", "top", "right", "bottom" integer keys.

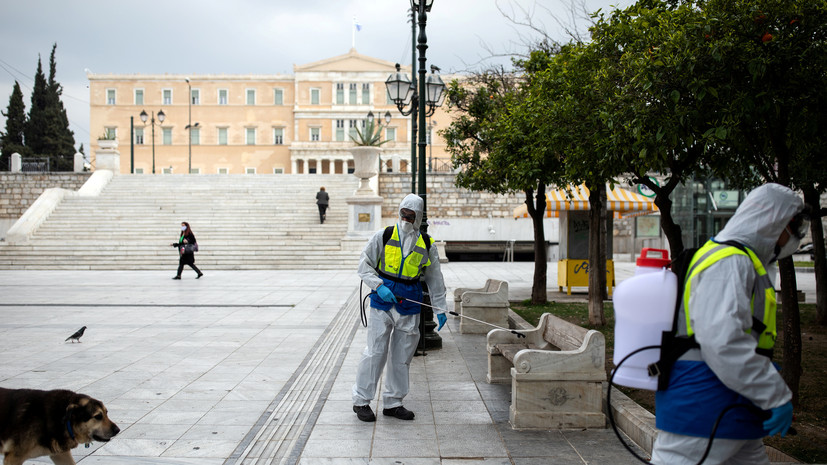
[
  {"left": 353, "top": 405, "right": 376, "bottom": 422},
  {"left": 382, "top": 406, "right": 415, "bottom": 420},
  {"left": 196, "top": 273, "right": 203, "bottom": 279},
  {"left": 172, "top": 276, "right": 181, "bottom": 280}
]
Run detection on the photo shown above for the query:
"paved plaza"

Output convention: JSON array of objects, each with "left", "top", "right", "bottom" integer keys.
[{"left": 0, "top": 262, "right": 816, "bottom": 464}]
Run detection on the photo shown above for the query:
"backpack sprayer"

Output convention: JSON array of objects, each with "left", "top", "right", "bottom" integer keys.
[{"left": 610, "top": 248, "right": 791, "bottom": 465}]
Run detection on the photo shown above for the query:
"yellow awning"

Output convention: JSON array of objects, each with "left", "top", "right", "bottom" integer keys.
[{"left": 512, "top": 184, "right": 658, "bottom": 219}]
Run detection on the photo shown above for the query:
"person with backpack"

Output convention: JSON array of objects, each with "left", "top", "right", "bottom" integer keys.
[
  {"left": 352, "top": 193, "right": 447, "bottom": 422},
  {"left": 652, "top": 183, "right": 807, "bottom": 464}
]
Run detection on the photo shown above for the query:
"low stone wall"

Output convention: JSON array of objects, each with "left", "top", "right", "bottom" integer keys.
[
  {"left": 0, "top": 173, "right": 91, "bottom": 238},
  {"left": 378, "top": 172, "right": 522, "bottom": 219}
]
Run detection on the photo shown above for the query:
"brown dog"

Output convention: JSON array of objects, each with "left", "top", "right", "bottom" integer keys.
[{"left": 0, "top": 387, "right": 119, "bottom": 465}]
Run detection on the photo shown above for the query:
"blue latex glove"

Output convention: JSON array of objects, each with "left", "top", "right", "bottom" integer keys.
[
  {"left": 436, "top": 313, "right": 447, "bottom": 331},
  {"left": 763, "top": 401, "right": 793, "bottom": 437},
  {"left": 376, "top": 285, "right": 397, "bottom": 303}
]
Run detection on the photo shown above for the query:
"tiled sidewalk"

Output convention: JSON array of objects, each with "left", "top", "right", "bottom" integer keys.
[{"left": 0, "top": 262, "right": 816, "bottom": 464}]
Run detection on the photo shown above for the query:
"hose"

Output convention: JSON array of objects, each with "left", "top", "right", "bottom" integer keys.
[{"left": 608, "top": 346, "right": 779, "bottom": 465}]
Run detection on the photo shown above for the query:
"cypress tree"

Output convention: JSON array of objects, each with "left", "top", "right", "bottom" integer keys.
[
  {"left": 46, "top": 43, "right": 76, "bottom": 170},
  {"left": 25, "top": 55, "right": 49, "bottom": 161},
  {"left": 0, "top": 81, "right": 29, "bottom": 170}
]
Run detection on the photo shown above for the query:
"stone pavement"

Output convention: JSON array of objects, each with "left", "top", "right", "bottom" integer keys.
[{"left": 0, "top": 262, "right": 815, "bottom": 464}]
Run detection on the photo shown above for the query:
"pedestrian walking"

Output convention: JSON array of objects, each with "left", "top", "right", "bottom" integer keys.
[{"left": 171, "top": 221, "right": 203, "bottom": 280}]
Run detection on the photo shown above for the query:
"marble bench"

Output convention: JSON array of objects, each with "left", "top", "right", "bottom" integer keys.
[{"left": 487, "top": 312, "right": 606, "bottom": 429}]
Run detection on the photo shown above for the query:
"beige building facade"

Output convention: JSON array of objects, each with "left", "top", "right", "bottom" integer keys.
[{"left": 88, "top": 49, "right": 454, "bottom": 175}]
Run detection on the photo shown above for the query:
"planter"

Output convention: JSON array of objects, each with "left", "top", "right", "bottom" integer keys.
[
  {"left": 97, "top": 139, "right": 118, "bottom": 151},
  {"left": 349, "top": 146, "right": 381, "bottom": 195}
]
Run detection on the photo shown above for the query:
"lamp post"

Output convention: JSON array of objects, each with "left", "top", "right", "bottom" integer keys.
[
  {"left": 385, "top": 0, "right": 446, "bottom": 352},
  {"left": 185, "top": 78, "right": 200, "bottom": 174},
  {"left": 139, "top": 109, "right": 165, "bottom": 174}
]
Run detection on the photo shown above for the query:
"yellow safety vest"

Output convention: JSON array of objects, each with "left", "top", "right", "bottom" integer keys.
[
  {"left": 378, "top": 225, "right": 431, "bottom": 282},
  {"left": 679, "top": 240, "right": 777, "bottom": 354}
]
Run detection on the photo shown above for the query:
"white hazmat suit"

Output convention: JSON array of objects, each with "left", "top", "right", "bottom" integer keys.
[
  {"left": 352, "top": 194, "right": 447, "bottom": 413},
  {"left": 652, "top": 183, "right": 802, "bottom": 464}
]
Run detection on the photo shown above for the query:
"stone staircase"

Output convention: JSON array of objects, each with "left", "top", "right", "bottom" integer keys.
[{"left": 0, "top": 174, "right": 365, "bottom": 270}]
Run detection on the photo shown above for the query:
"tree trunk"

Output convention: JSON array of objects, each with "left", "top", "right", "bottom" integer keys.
[
  {"left": 654, "top": 190, "right": 684, "bottom": 257},
  {"left": 600, "top": 187, "right": 609, "bottom": 301},
  {"left": 779, "top": 257, "right": 802, "bottom": 406},
  {"left": 526, "top": 185, "right": 548, "bottom": 304},
  {"left": 803, "top": 187, "right": 827, "bottom": 326},
  {"left": 588, "top": 184, "right": 606, "bottom": 326}
]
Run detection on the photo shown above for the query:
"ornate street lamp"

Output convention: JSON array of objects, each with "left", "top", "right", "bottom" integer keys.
[
  {"left": 139, "top": 109, "right": 165, "bottom": 174},
  {"left": 185, "top": 78, "right": 200, "bottom": 174},
  {"left": 385, "top": 0, "right": 445, "bottom": 352}
]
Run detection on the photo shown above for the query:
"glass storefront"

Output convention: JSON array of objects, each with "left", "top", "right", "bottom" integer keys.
[{"left": 672, "top": 178, "right": 745, "bottom": 248}]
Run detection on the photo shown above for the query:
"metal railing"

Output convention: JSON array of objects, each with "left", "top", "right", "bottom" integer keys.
[{"left": 21, "top": 157, "right": 50, "bottom": 172}]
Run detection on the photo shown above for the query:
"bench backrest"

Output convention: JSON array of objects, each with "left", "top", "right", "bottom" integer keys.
[{"left": 542, "top": 313, "right": 590, "bottom": 351}]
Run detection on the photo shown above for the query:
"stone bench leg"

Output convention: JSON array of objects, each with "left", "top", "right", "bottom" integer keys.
[
  {"left": 460, "top": 305, "right": 509, "bottom": 334},
  {"left": 509, "top": 377, "right": 606, "bottom": 429},
  {"left": 487, "top": 353, "right": 512, "bottom": 384}
]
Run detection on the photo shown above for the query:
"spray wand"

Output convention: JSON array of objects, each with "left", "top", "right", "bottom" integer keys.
[{"left": 394, "top": 296, "right": 527, "bottom": 338}]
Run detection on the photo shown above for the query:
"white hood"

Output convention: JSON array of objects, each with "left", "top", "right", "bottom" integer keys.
[
  {"left": 398, "top": 193, "right": 424, "bottom": 231},
  {"left": 715, "top": 183, "right": 804, "bottom": 264}
]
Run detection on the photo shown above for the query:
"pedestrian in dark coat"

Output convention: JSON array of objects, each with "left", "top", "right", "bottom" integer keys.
[
  {"left": 171, "top": 221, "right": 202, "bottom": 279},
  {"left": 316, "top": 187, "right": 330, "bottom": 224}
]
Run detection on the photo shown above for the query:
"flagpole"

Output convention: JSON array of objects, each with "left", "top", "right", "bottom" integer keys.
[{"left": 352, "top": 17, "right": 356, "bottom": 49}]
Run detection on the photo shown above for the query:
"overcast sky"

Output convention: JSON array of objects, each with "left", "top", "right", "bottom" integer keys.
[{"left": 0, "top": 0, "right": 631, "bottom": 150}]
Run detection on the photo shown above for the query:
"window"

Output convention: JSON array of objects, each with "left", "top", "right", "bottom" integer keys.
[
  {"left": 273, "top": 127, "right": 284, "bottom": 145},
  {"left": 190, "top": 127, "right": 200, "bottom": 145},
  {"left": 336, "top": 83, "right": 344, "bottom": 104},
  {"left": 386, "top": 127, "right": 396, "bottom": 142},
  {"left": 135, "top": 128, "right": 145, "bottom": 144},
  {"left": 218, "top": 89, "right": 228, "bottom": 105},
  {"left": 335, "top": 119, "right": 345, "bottom": 141},
  {"left": 349, "top": 83, "right": 357, "bottom": 104},
  {"left": 348, "top": 120, "right": 359, "bottom": 140},
  {"left": 246, "top": 167, "right": 256, "bottom": 174},
  {"left": 274, "top": 88, "right": 284, "bottom": 105},
  {"left": 191, "top": 88, "right": 200, "bottom": 105},
  {"left": 310, "top": 88, "right": 320, "bottom": 105},
  {"left": 163, "top": 89, "right": 172, "bottom": 105},
  {"left": 362, "top": 83, "right": 370, "bottom": 104},
  {"left": 218, "top": 167, "right": 229, "bottom": 174},
  {"left": 246, "top": 128, "right": 256, "bottom": 145},
  {"left": 273, "top": 167, "right": 284, "bottom": 174},
  {"left": 218, "top": 127, "right": 228, "bottom": 145},
  {"left": 190, "top": 168, "right": 201, "bottom": 174},
  {"left": 162, "top": 128, "right": 172, "bottom": 145},
  {"left": 134, "top": 89, "right": 144, "bottom": 105},
  {"left": 104, "top": 127, "right": 117, "bottom": 139},
  {"left": 246, "top": 89, "right": 256, "bottom": 105},
  {"left": 310, "top": 127, "right": 320, "bottom": 141},
  {"left": 106, "top": 89, "right": 116, "bottom": 105},
  {"left": 135, "top": 168, "right": 144, "bottom": 174}
]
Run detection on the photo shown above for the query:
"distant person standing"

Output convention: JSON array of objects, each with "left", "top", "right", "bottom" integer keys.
[
  {"left": 316, "top": 187, "right": 329, "bottom": 224},
  {"left": 171, "top": 221, "right": 202, "bottom": 279}
]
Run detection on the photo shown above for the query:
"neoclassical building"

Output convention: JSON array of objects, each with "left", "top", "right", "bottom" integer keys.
[{"left": 88, "top": 49, "right": 454, "bottom": 175}]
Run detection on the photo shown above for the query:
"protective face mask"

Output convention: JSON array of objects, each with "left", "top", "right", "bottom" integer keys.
[
  {"left": 181, "top": 226, "right": 187, "bottom": 231},
  {"left": 775, "top": 235, "right": 800, "bottom": 261},
  {"left": 399, "top": 221, "right": 415, "bottom": 234}
]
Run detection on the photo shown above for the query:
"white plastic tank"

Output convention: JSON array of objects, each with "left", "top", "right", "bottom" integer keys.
[{"left": 612, "top": 248, "right": 678, "bottom": 390}]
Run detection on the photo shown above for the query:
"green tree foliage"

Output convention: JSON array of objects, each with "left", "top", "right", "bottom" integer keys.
[
  {"left": 443, "top": 64, "right": 566, "bottom": 304},
  {"left": 21, "top": 44, "right": 76, "bottom": 171},
  {"left": 24, "top": 56, "right": 49, "bottom": 162},
  {"left": 0, "top": 81, "right": 29, "bottom": 169},
  {"left": 45, "top": 44, "right": 76, "bottom": 170}
]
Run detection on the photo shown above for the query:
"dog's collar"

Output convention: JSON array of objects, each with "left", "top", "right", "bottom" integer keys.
[{"left": 66, "top": 420, "right": 91, "bottom": 448}]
